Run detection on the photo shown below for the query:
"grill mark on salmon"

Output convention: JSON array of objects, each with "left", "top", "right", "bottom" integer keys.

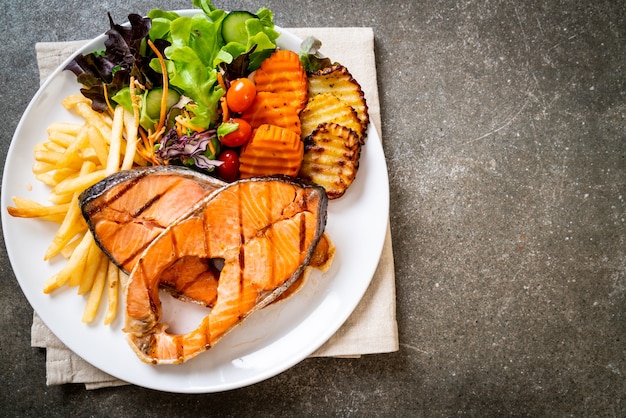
[
  {"left": 106, "top": 181, "right": 188, "bottom": 268},
  {"left": 237, "top": 183, "right": 245, "bottom": 322},
  {"left": 130, "top": 192, "right": 165, "bottom": 218}
]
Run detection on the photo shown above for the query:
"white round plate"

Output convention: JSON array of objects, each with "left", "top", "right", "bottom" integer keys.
[{"left": 1, "top": 10, "right": 389, "bottom": 393}]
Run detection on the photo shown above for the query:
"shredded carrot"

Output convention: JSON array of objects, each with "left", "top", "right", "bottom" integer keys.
[
  {"left": 220, "top": 97, "right": 230, "bottom": 122},
  {"left": 129, "top": 76, "right": 141, "bottom": 126},
  {"left": 134, "top": 126, "right": 162, "bottom": 166},
  {"left": 136, "top": 133, "right": 152, "bottom": 163},
  {"left": 137, "top": 129, "right": 150, "bottom": 159},
  {"left": 102, "top": 84, "right": 115, "bottom": 116},
  {"left": 208, "top": 139, "right": 217, "bottom": 157},
  {"left": 175, "top": 114, "right": 205, "bottom": 133},
  {"left": 147, "top": 126, "right": 165, "bottom": 149},
  {"left": 147, "top": 39, "right": 169, "bottom": 134},
  {"left": 217, "top": 72, "right": 229, "bottom": 122},
  {"left": 217, "top": 71, "right": 227, "bottom": 91}
]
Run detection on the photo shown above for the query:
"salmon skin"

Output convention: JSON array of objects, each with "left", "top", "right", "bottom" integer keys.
[
  {"left": 79, "top": 165, "right": 226, "bottom": 275},
  {"left": 121, "top": 175, "right": 328, "bottom": 364}
]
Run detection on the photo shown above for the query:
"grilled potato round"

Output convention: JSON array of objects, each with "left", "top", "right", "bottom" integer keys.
[
  {"left": 307, "top": 64, "right": 369, "bottom": 138},
  {"left": 299, "top": 92, "right": 364, "bottom": 141},
  {"left": 298, "top": 122, "right": 362, "bottom": 199}
]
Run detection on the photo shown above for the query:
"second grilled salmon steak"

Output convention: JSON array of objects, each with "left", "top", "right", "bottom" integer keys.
[{"left": 123, "top": 176, "right": 327, "bottom": 364}]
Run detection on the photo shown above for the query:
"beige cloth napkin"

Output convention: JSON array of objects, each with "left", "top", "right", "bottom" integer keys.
[{"left": 30, "top": 27, "right": 397, "bottom": 389}]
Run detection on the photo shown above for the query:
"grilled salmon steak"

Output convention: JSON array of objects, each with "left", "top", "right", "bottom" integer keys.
[
  {"left": 125, "top": 176, "right": 326, "bottom": 364},
  {"left": 79, "top": 166, "right": 333, "bottom": 310},
  {"left": 80, "top": 168, "right": 328, "bottom": 364}
]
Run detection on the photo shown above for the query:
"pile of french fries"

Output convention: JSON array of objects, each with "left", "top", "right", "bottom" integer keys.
[{"left": 7, "top": 94, "right": 148, "bottom": 325}]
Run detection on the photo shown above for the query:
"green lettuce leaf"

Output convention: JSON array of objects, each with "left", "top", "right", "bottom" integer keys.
[
  {"left": 147, "top": 1, "right": 279, "bottom": 129},
  {"left": 147, "top": 11, "right": 227, "bottom": 129}
]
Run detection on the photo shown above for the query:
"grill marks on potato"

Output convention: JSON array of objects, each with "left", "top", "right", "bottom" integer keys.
[
  {"left": 307, "top": 64, "right": 369, "bottom": 134},
  {"left": 299, "top": 123, "right": 361, "bottom": 200},
  {"left": 298, "top": 64, "right": 370, "bottom": 199},
  {"left": 299, "top": 93, "right": 363, "bottom": 141}
]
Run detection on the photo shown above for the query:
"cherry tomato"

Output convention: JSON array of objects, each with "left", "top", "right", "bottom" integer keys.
[
  {"left": 220, "top": 118, "right": 252, "bottom": 147},
  {"left": 226, "top": 78, "right": 256, "bottom": 113},
  {"left": 216, "top": 150, "right": 240, "bottom": 182}
]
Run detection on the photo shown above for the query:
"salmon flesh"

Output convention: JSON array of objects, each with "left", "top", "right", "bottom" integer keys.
[{"left": 79, "top": 167, "right": 328, "bottom": 364}]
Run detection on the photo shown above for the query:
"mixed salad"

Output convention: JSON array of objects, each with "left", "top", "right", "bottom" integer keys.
[{"left": 65, "top": 0, "right": 329, "bottom": 181}]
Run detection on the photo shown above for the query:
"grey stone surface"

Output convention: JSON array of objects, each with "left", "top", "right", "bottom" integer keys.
[{"left": 1, "top": 0, "right": 624, "bottom": 415}]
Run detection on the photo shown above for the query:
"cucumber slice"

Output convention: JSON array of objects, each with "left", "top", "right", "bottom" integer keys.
[
  {"left": 222, "top": 11, "right": 257, "bottom": 45},
  {"left": 144, "top": 88, "right": 180, "bottom": 120},
  {"left": 139, "top": 88, "right": 181, "bottom": 131}
]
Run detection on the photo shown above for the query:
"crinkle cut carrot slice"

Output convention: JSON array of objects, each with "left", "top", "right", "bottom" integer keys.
[
  {"left": 253, "top": 49, "right": 308, "bottom": 114},
  {"left": 239, "top": 124, "right": 304, "bottom": 178},
  {"left": 240, "top": 92, "right": 301, "bottom": 136}
]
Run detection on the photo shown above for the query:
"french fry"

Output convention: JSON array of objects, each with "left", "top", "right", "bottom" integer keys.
[
  {"left": 81, "top": 254, "right": 108, "bottom": 323},
  {"left": 32, "top": 161, "right": 56, "bottom": 175},
  {"left": 77, "top": 240, "right": 102, "bottom": 293},
  {"left": 43, "top": 230, "right": 93, "bottom": 293},
  {"left": 42, "top": 273, "right": 63, "bottom": 294},
  {"left": 79, "top": 148, "right": 101, "bottom": 164},
  {"left": 7, "top": 197, "right": 70, "bottom": 222},
  {"left": 33, "top": 148, "right": 62, "bottom": 164},
  {"left": 105, "top": 105, "right": 125, "bottom": 174},
  {"left": 47, "top": 121, "right": 82, "bottom": 136},
  {"left": 132, "top": 151, "right": 149, "bottom": 167},
  {"left": 47, "top": 130, "right": 78, "bottom": 148},
  {"left": 47, "top": 191, "right": 74, "bottom": 205},
  {"left": 60, "top": 236, "right": 81, "bottom": 259},
  {"left": 61, "top": 93, "right": 89, "bottom": 109},
  {"left": 34, "top": 149, "right": 83, "bottom": 171},
  {"left": 10, "top": 93, "right": 145, "bottom": 325},
  {"left": 68, "top": 246, "right": 91, "bottom": 288},
  {"left": 55, "top": 125, "right": 90, "bottom": 169},
  {"left": 121, "top": 109, "right": 138, "bottom": 170},
  {"left": 99, "top": 112, "right": 114, "bottom": 127},
  {"left": 42, "top": 141, "right": 67, "bottom": 154},
  {"left": 73, "top": 102, "right": 112, "bottom": 139},
  {"left": 35, "top": 167, "right": 76, "bottom": 187},
  {"left": 34, "top": 173, "right": 60, "bottom": 188},
  {"left": 87, "top": 125, "right": 109, "bottom": 167},
  {"left": 44, "top": 194, "right": 84, "bottom": 261},
  {"left": 103, "top": 261, "right": 120, "bottom": 325},
  {"left": 51, "top": 168, "right": 106, "bottom": 196}
]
